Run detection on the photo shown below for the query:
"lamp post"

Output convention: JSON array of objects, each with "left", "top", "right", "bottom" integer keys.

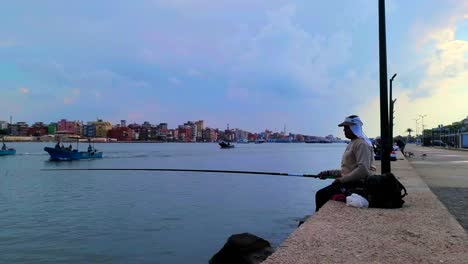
[
  {"left": 389, "top": 73, "right": 397, "bottom": 144},
  {"left": 413, "top": 118, "right": 420, "bottom": 136},
  {"left": 439, "top": 124, "right": 443, "bottom": 142},
  {"left": 419, "top": 114, "right": 427, "bottom": 145},
  {"left": 413, "top": 117, "right": 420, "bottom": 143},
  {"left": 379, "top": 0, "right": 391, "bottom": 173}
]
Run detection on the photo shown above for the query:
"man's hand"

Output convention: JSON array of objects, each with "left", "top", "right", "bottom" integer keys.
[
  {"left": 318, "top": 170, "right": 330, "bottom": 179},
  {"left": 318, "top": 170, "right": 340, "bottom": 179}
]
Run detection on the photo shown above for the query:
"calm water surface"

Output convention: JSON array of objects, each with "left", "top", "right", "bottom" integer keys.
[{"left": 0, "top": 142, "right": 345, "bottom": 263}]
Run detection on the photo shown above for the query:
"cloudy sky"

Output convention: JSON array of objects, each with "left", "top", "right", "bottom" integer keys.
[{"left": 1, "top": 0, "right": 468, "bottom": 137}]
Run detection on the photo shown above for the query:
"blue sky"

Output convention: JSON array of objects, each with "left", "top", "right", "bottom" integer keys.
[{"left": 1, "top": 0, "right": 468, "bottom": 137}]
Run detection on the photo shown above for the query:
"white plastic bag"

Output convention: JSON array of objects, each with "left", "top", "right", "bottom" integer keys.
[{"left": 346, "top": 193, "right": 369, "bottom": 208}]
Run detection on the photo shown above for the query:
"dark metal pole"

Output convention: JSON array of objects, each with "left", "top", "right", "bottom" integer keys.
[
  {"left": 389, "top": 73, "right": 397, "bottom": 144},
  {"left": 379, "top": 0, "right": 391, "bottom": 173}
]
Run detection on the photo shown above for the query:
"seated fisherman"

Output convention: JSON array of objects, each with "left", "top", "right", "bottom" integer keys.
[{"left": 315, "top": 115, "right": 376, "bottom": 211}]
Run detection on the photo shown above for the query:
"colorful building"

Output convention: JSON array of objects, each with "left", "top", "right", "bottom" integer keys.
[
  {"left": 90, "top": 119, "right": 112, "bottom": 138},
  {"left": 107, "top": 127, "right": 133, "bottom": 141},
  {"left": 48, "top": 123, "right": 57, "bottom": 135},
  {"left": 57, "top": 119, "right": 82, "bottom": 135},
  {"left": 178, "top": 125, "right": 192, "bottom": 142},
  {"left": 9, "top": 122, "right": 29, "bottom": 136},
  {"left": 195, "top": 120, "right": 204, "bottom": 141},
  {"left": 83, "top": 124, "right": 96, "bottom": 138},
  {"left": 183, "top": 121, "right": 197, "bottom": 142},
  {"left": 27, "top": 122, "right": 48, "bottom": 136},
  {"left": 203, "top": 127, "right": 218, "bottom": 142}
]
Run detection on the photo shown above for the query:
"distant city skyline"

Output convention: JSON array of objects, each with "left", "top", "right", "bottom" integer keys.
[
  {"left": 0, "top": 117, "right": 336, "bottom": 137},
  {"left": 1, "top": 1, "right": 468, "bottom": 137}
]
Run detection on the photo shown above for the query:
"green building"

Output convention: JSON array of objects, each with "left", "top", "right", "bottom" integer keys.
[{"left": 48, "top": 123, "right": 57, "bottom": 135}]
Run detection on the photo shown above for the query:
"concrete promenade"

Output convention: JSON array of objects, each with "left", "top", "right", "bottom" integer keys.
[
  {"left": 263, "top": 150, "right": 468, "bottom": 263},
  {"left": 405, "top": 144, "right": 468, "bottom": 231}
]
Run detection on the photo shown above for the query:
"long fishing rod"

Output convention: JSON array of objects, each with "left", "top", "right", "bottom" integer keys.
[{"left": 41, "top": 168, "right": 329, "bottom": 179}]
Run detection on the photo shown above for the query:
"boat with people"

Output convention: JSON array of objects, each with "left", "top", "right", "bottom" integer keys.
[
  {"left": 0, "top": 148, "right": 16, "bottom": 156},
  {"left": 219, "top": 141, "right": 235, "bottom": 149},
  {"left": 44, "top": 141, "right": 103, "bottom": 161},
  {"left": 0, "top": 139, "right": 16, "bottom": 156},
  {"left": 254, "top": 138, "right": 266, "bottom": 144}
]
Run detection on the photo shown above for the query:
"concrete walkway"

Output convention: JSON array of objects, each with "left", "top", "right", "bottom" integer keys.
[
  {"left": 263, "top": 153, "right": 468, "bottom": 263},
  {"left": 405, "top": 144, "right": 468, "bottom": 231}
]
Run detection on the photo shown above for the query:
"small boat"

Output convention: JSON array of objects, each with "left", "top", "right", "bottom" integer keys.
[
  {"left": 0, "top": 139, "right": 16, "bottom": 156},
  {"left": 0, "top": 148, "right": 16, "bottom": 156},
  {"left": 44, "top": 140, "right": 103, "bottom": 161},
  {"left": 254, "top": 139, "right": 266, "bottom": 144},
  {"left": 44, "top": 147, "right": 103, "bottom": 161},
  {"left": 219, "top": 141, "right": 235, "bottom": 149}
]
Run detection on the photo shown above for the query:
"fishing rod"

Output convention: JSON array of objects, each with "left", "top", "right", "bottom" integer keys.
[{"left": 41, "top": 168, "right": 331, "bottom": 179}]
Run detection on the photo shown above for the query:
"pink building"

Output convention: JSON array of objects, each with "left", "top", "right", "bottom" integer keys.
[
  {"left": 57, "top": 119, "right": 80, "bottom": 134},
  {"left": 178, "top": 126, "right": 192, "bottom": 142}
]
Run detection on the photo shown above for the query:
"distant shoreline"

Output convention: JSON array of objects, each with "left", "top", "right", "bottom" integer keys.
[{"left": 1, "top": 136, "right": 348, "bottom": 144}]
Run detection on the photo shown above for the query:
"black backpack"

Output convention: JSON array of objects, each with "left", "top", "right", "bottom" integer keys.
[{"left": 363, "top": 173, "right": 408, "bottom": 208}]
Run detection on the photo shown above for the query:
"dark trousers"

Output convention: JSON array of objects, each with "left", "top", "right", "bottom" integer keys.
[
  {"left": 315, "top": 184, "right": 345, "bottom": 212},
  {"left": 315, "top": 182, "right": 361, "bottom": 212}
]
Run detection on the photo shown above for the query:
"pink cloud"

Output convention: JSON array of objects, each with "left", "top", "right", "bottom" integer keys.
[
  {"left": 19, "top": 87, "right": 29, "bottom": 94},
  {"left": 63, "top": 97, "right": 73, "bottom": 105}
]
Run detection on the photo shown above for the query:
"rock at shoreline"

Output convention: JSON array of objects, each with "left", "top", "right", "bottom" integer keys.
[
  {"left": 209, "top": 233, "right": 274, "bottom": 264},
  {"left": 298, "top": 215, "right": 311, "bottom": 227}
]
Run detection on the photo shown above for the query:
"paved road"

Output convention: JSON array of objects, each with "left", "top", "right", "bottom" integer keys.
[{"left": 405, "top": 144, "right": 468, "bottom": 231}]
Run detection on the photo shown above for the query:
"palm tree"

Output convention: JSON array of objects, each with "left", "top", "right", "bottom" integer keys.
[{"left": 406, "top": 128, "right": 413, "bottom": 138}]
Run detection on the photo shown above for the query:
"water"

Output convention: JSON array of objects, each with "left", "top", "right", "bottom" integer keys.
[{"left": 0, "top": 142, "right": 345, "bottom": 263}]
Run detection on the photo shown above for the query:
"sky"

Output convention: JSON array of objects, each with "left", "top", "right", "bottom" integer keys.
[{"left": 1, "top": 0, "right": 468, "bottom": 137}]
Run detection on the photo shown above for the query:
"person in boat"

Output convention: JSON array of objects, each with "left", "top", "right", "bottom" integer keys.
[
  {"left": 1, "top": 143, "right": 6, "bottom": 150},
  {"left": 88, "top": 144, "right": 93, "bottom": 153},
  {"left": 315, "top": 115, "right": 376, "bottom": 211},
  {"left": 55, "top": 142, "right": 61, "bottom": 149},
  {"left": 68, "top": 144, "right": 73, "bottom": 151},
  {"left": 60, "top": 143, "right": 65, "bottom": 149}
]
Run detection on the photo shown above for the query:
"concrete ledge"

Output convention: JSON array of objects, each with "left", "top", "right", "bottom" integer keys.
[{"left": 263, "top": 157, "right": 468, "bottom": 264}]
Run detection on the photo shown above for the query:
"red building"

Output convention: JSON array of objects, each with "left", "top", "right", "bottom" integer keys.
[
  {"left": 107, "top": 127, "right": 133, "bottom": 141},
  {"left": 27, "top": 127, "right": 48, "bottom": 137},
  {"left": 248, "top": 133, "right": 257, "bottom": 141},
  {"left": 177, "top": 126, "right": 192, "bottom": 142},
  {"left": 203, "top": 127, "right": 218, "bottom": 142},
  {"left": 295, "top": 134, "right": 304, "bottom": 142},
  {"left": 26, "top": 122, "right": 47, "bottom": 136}
]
